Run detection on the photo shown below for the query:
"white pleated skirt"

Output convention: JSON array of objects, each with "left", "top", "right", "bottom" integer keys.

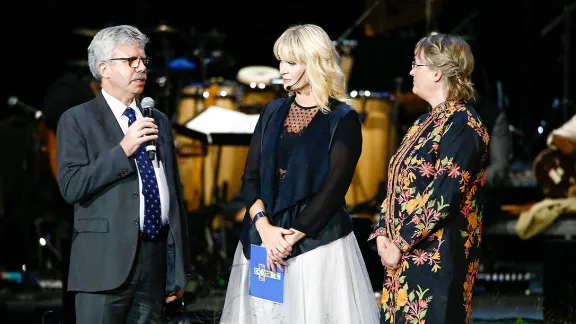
[{"left": 219, "top": 232, "right": 380, "bottom": 324}]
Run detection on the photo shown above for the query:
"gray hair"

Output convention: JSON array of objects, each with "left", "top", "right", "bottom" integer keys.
[{"left": 87, "top": 25, "right": 149, "bottom": 80}]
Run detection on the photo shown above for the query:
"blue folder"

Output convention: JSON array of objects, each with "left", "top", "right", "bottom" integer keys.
[{"left": 249, "top": 244, "right": 285, "bottom": 303}]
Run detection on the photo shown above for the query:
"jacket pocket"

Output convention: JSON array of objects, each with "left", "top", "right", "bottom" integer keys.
[{"left": 75, "top": 218, "right": 108, "bottom": 233}]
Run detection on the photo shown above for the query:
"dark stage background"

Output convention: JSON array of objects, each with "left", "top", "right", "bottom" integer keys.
[
  {"left": 1, "top": 0, "right": 576, "bottom": 322},
  {"left": 1, "top": 0, "right": 575, "bottom": 133}
]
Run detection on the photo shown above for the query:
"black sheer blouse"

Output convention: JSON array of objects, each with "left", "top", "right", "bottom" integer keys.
[{"left": 243, "top": 101, "right": 362, "bottom": 238}]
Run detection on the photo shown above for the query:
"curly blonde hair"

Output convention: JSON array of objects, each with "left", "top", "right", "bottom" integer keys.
[
  {"left": 274, "top": 24, "right": 351, "bottom": 113},
  {"left": 415, "top": 34, "right": 475, "bottom": 103}
]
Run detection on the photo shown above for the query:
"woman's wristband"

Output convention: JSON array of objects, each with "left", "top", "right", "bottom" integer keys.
[{"left": 253, "top": 211, "right": 268, "bottom": 224}]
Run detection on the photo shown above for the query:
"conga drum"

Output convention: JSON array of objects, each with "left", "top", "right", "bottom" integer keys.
[
  {"left": 175, "top": 83, "right": 207, "bottom": 211},
  {"left": 346, "top": 92, "right": 396, "bottom": 207},
  {"left": 175, "top": 81, "right": 248, "bottom": 210},
  {"left": 202, "top": 81, "right": 248, "bottom": 208},
  {"left": 236, "top": 66, "right": 281, "bottom": 113}
]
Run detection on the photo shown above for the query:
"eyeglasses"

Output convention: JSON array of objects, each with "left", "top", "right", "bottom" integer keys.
[
  {"left": 411, "top": 61, "right": 428, "bottom": 69},
  {"left": 108, "top": 57, "right": 150, "bottom": 68}
]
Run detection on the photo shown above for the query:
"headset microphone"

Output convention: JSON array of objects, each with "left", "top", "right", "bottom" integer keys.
[{"left": 285, "top": 70, "right": 306, "bottom": 91}]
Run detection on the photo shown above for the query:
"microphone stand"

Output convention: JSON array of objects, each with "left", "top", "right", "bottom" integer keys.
[
  {"left": 334, "top": 0, "right": 381, "bottom": 46},
  {"left": 540, "top": 1, "right": 576, "bottom": 122}
]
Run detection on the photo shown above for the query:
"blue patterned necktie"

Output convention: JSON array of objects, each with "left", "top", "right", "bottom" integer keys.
[{"left": 123, "top": 107, "right": 162, "bottom": 239}]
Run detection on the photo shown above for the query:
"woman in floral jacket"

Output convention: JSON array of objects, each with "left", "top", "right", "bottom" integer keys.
[{"left": 368, "top": 34, "right": 489, "bottom": 324}]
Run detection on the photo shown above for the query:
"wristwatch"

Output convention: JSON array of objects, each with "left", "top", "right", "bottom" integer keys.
[{"left": 253, "top": 211, "right": 268, "bottom": 224}]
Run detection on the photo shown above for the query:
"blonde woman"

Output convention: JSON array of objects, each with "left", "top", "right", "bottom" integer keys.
[
  {"left": 368, "top": 34, "right": 490, "bottom": 323},
  {"left": 220, "top": 24, "right": 379, "bottom": 323}
]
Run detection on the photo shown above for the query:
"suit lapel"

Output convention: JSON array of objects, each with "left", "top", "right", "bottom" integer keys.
[
  {"left": 93, "top": 93, "right": 139, "bottom": 172},
  {"left": 160, "top": 127, "right": 181, "bottom": 227},
  {"left": 94, "top": 92, "right": 125, "bottom": 144},
  {"left": 157, "top": 131, "right": 170, "bottom": 185}
]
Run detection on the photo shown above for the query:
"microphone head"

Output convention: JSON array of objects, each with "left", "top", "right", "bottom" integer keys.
[
  {"left": 141, "top": 97, "right": 155, "bottom": 109},
  {"left": 285, "top": 85, "right": 292, "bottom": 91}
]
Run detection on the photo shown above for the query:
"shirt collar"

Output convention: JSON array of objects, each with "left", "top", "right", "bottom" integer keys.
[{"left": 101, "top": 88, "right": 139, "bottom": 120}]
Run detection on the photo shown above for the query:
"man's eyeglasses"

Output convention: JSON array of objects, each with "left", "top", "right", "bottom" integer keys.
[
  {"left": 108, "top": 57, "right": 150, "bottom": 68},
  {"left": 412, "top": 61, "right": 428, "bottom": 69}
]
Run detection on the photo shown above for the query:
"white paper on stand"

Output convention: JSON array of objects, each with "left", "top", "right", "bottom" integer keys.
[{"left": 185, "top": 106, "right": 260, "bottom": 144}]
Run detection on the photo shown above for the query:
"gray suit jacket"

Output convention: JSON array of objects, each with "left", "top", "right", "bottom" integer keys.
[{"left": 56, "top": 92, "right": 190, "bottom": 293}]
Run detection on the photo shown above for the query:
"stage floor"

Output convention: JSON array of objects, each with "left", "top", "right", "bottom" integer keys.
[{"left": 1, "top": 288, "right": 544, "bottom": 323}]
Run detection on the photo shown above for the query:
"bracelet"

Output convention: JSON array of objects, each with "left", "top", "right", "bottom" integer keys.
[{"left": 253, "top": 211, "right": 268, "bottom": 224}]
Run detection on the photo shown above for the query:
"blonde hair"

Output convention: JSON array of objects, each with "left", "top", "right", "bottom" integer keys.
[
  {"left": 273, "top": 24, "right": 351, "bottom": 113},
  {"left": 415, "top": 34, "right": 475, "bottom": 103}
]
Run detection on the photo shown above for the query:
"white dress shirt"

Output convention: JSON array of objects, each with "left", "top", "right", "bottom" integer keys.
[
  {"left": 102, "top": 89, "right": 170, "bottom": 229},
  {"left": 547, "top": 114, "right": 576, "bottom": 149}
]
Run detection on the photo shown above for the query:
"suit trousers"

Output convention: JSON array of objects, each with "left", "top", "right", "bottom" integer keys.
[{"left": 74, "top": 227, "right": 168, "bottom": 324}]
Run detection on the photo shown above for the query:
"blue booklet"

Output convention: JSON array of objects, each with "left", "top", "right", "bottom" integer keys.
[{"left": 249, "top": 244, "right": 285, "bottom": 303}]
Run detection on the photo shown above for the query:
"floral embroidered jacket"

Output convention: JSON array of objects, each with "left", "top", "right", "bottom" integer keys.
[{"left": 368, "top": 100, "right": 489, "bottom": 323}]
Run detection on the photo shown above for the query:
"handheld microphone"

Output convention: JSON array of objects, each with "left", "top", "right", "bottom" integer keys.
[
  {"left": 285, "top": 70, "right": 306, "bottom": 91},
  {"left": 141, "top": 97, "right": 157, "bottom": 161}
]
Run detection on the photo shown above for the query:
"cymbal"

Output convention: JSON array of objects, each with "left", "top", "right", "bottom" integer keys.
[
  {"left": 237, "top": 66, "right": 281, "bottom": 86},
  {"left": 145, "top": 24, "right": 179, "bottom": 34},
  {"left": 72, "top": 28, "right": 100, "bottom": 37}
]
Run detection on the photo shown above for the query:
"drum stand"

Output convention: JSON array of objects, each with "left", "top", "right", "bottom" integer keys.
[
  {"left": 174, "top": 123, "right": 253, "bottom": 262},
  {"left": 207, "top": 144, "right": 229, "bottom": 259}
]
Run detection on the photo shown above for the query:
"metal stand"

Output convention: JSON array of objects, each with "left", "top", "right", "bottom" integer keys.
[
  {"left": 335, "top": 0, "right": 381, "bottom": 46},
  {"left": 209, "top": 144, "right": 229, "bottom": 259}
]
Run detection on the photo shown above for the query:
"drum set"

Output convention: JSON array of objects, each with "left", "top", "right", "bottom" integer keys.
[
  {"left": 153, "top": 27, "right": 428, "bottom": 219},
  {"left": 169, "top": 63, "right": 404, "bottom": 217},
  {"left": 173, "top": 66, "right": 282, "bottom": 212}
]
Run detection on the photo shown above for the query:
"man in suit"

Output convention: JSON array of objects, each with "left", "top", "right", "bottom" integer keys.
[{"left": 56, "top": 25, "right": 190, "bottom": 323}]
